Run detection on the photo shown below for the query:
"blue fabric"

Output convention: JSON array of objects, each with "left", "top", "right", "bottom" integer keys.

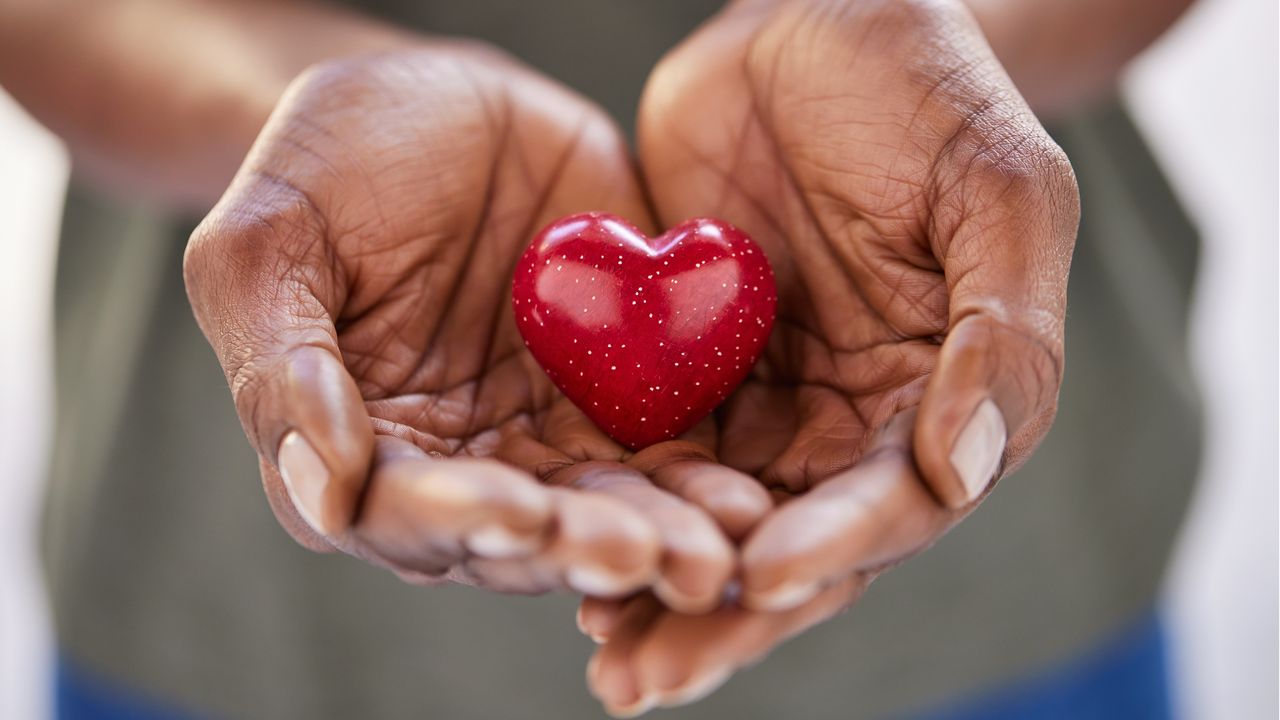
[
  {"left": 56, "top": 611, "right": 1173, "bottom": 720},
  {"left": 914, "top": 612, "right": 1174, "bottom": 720},
  {"left": 55, "top": 655, "right": 206, "bottom": 720}
]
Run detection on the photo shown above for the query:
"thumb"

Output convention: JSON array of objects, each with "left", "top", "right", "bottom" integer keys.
[
  {"left": 185, "top": 175, "right": 373, "bottom": 546},
  {"left": 915, "top": 137, "right": 1080, "bottom": 509},
  {"left": 915, "top": 312, "right": 1064, "bottom": 509}
]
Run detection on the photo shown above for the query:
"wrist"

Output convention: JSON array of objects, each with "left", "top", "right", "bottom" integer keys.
[
  {"left": 961, "top": 0, "right": 1197, "bottom": 120},
  {"left": 0, "top": 1, "right": 423, "bottom": 212}
]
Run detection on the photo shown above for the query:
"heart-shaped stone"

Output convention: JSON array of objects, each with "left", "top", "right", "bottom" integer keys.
[{"left": 513, "top": 212, "right": 776, "bottom": 449}]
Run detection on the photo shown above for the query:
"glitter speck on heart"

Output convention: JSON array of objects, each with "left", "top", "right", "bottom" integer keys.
[{"left": 512, "top": 212, "right": 777, "bottom": 449}]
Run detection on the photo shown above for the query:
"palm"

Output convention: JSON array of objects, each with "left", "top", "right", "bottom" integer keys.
[
  {"left": 582, "top": 3, "right": 1078, "bottom": 712},
  {"left": 191, "top": 48, "right": 767, "bottom": 608},
  {"left": 319, "top": 72, "right": 630, "bottom": 467},
  {"left": 640, "top": 4, "right": 950, "bottom": 489},
  {"left": 260, "top": 55, "right": 640, "bottom": 467}
]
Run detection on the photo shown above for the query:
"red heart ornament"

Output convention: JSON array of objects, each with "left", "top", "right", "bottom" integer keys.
[{"left": 513, "top": 212, "right": 777, "bottom": 449}]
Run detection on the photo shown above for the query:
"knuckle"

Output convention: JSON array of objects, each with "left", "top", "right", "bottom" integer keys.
[
  {"left": 950, "top": 111, "right": 1045, "bottom": 188},
  {"left": 183, "top": 179, "right": 331, "bottom": 398},
  {"left": 293, "top": 44, "right": 505, "bottom": 108},
  {"left": 291, "top": 53, "right": 384, "bottom": 99},
  {"left": 185, "top": 178, "right": 326, "bottom": 297},
  {"left": 937, "top": 111, "right": 1080, "bottom": 241},
  {"left": 182, "top": 219, "right": 219, "bottom": 304},
  {"left": 441, "top": 38, "right": 517, "bottom": 69},
  {"left": 1041, "top": 141, "right": 1082, "bottom": 233},
  {"left": 288, "top": 54, "right": 425, "bottom": 124}
]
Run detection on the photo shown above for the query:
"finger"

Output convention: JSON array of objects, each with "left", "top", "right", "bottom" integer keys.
[
  {"left": 460, "top": 489, "right": 661, "bottom": 596},
  {"left": 492, "top": 433, "right": 665, "bottom": 596},
  {"left": 538, "top": 486, "right": 663, "bottom": 598},
  {"left": 461, "top": 482, "right": 679, "bottom": 596},
  {"left": 587, "top": 595, "right": 665, "bottom": 718},
  {"left": 577, "top": 596, "right": 632, "bottom": 643},
  {"left": 629, "top": 442, "right": 774, "bottom": 541},
  {"left": 498, "top": 61, "right": 661, "bottom": 238},
  {"left": 185, "top": 177, "right": 373, "bottom": 544},
  {"left": 258, "top": 459, "right": 333, "bottom": 553},
  {"left": 536, "top": 396, "right": 630, "bottom": 463},
  {"left": 914, "top": 314, "right": 1055, "bottom": 508},
  {"left": 352, "top": 437, "right": 554, "bottom": 576},
  {"left": 626, "top": 576, "right": 866, "bottom": 712},
  {"left": 454, "top": 555, "right": 561, "bottom": 595},
  {"left": 559, "top": 461, "right": 734, "bottom": 613},
  {"left": 916, "top": 132, "right": 1078, "bottom": 508},
  {"left": 741, "top": 410, "right": 954, "bottom": 611}
]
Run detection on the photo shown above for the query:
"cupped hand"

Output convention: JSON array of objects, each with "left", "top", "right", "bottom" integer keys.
[
  {"left": 184, "top": 45, "right": 771, "bottom": 611},
  {"left": 587, "top": 0, "right": 1080, "bottom": 712}
]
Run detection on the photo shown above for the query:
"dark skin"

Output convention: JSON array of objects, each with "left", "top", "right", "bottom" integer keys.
[
  {"left": 184, "top": 44, "right": 770, "bottom": 611},
  {"left": 0, "top": 0, "right": 1195, "bottom": 715},
  {"left": 581, "top": 0, "right": 1079, "bottom": 711}
]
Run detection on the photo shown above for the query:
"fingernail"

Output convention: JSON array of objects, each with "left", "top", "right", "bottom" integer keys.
[
  {"left": 566, "top": 565, "right": 633, "bottom": 598},
  {"left": 653, "top": 666, "right": 732, "bottom": 709},
  {"left": 607, "top": 695, "right": 656, "bottom": 719},
  {"left": 465, "top": 523, "right": 540, "bottom": 559},
  {"left": 654, "top": 578, "right": 719, "bottom": 615},
  {"left": 278, "top": 431, "right": 331, "bottom": 537},
  {"left": 743, "top": 580, "right": 820, "bottom": 612},
  {"left": 589, "top": 654, "right": 653, "bottom": 718},
  {"left": 575, "top": 605, "right": 605, "bottom": 642},
  {"left": 949, "top": 399, "right": 1007, "bottom": 505}
]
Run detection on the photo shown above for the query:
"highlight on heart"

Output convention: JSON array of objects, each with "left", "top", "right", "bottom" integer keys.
[{"left": 513, "top": 212, "right": 777, "bottom": 449}]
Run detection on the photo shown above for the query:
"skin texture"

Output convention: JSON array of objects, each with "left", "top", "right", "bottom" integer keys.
[
  {"left": 0, "top": 0, "right": 1193, "bottom": 716},
  {"left": 0, "top": 0, "right": 1194, "bottom": 213},
  {"left": 184, "top": 46, "right": 771, "bottom": 613},
  {"left": 582, "top": 0, "right": 1080, "bottom": 713}
]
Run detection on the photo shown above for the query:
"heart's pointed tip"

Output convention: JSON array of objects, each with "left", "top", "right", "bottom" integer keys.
[{"left": 606, "top": 425, "right": 695, "bottom": 454}]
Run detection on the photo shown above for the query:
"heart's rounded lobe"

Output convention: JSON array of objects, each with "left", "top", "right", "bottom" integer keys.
[{"left": 513, "top": 212, "right": 776, "bottom": 449}]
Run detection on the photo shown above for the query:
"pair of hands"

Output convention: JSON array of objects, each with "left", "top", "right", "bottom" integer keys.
[{"left": 184, "top": 0, "right": 1078, "bottom": 714}]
